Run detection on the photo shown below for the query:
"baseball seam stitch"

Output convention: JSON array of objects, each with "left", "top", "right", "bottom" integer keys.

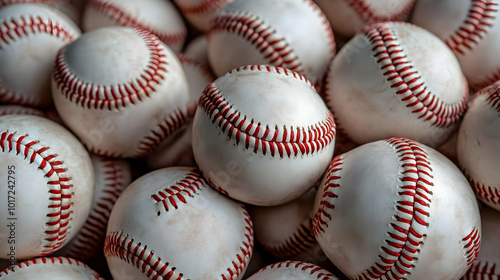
[
  {"left": 0, "top": 131, "right": 72, "bottom": 256},
  {"left": 259, "top": 260, "right": 338, "bottom": 279},
  {"left": 347, "top": 0, "right": 416, "bottom": 23},
  {"left": 103, "top": 205, "right": 254, "bottom": 280},
  {"left": 177, "top": 53, "right": 216, "bottom": 83},
  {"left": 52, "top": 27, "right": 168, "bottom": 111},
  {"left": 445, "top": 0, "right": 498, "bottom": 55},
  {"left": 0, "top": 256, "right": 103, "bottom": 279},
  {"left": 468, "top": 176, "right": 500, "bottom": 206},
  {"left": 261, "top": 221, "right": 317, "bottom": 259},
  {"left": 485, "top": 85, "right": 500, "bottom": 112},
  {"left": 87, "top": 0, "right": 187, "bottom": 46},
  {"left": 175, "top": 0, "right": 228, "bottom": 15},
  {"left": 363, "top": 23, "right": 468, "bottom": 127},
  {"left": 61, "top": 159, "right": 127, "bottom": 260},
  {"left": 151, "top": 170, "right": 205, "bottom": 212},
  {"left": 0, "top": 0, "right": 66, "bottom": 7},
  {"left": 465, "top": 261, "right": 499, "bottom": 278},
  {"left": 305, "top": 0, "right": 337, "bottom": 56},
  {"left": 0, "top": 13, "right": 77, "bottom": 105},
  {"left": 198, "top": 65, "right": 336, "bottom": 159},
  {"left": 0, "top": 106, "right": 45, "bottom": 116},
  {"left": 462, "top": 227, "right": 481, "bottom": 270},
  {"left": 207, "top": 12, "right": 304, "bottom": 73}
]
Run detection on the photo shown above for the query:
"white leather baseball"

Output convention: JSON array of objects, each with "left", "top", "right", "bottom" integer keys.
[
  {"left": 104, "top": 167, "right": 254, "bottom": 279},
  {"left": 145, "top": 53, "right": 214, "bottom": 170},
  {"left": 0, "top": 0, "right": 84, "bottom": 25},
  {"left": 251, "top": 188, "right": 324, "bottom": 262},
  {"left": 314, "top": 0, "right": 415, "bottom": 37},
  {"left": 312, "top": 137, "right": 481, "bottom": 279},
  {"left": 0, "top": 4, "right": 80, "bottom": 107},
  {"left": 411, "top": 0, "right": 500, "bottom": 89},
  {"left": 173, "top": 0, "right": 234, "bottom": 31},
  {"left": 325, "top": 22, "right": 468, "bottom": 148},
  {"left": 54, "top": 154, "right": 132, "bottom": 262},
  {"left": 246, "top": 260, "right": 339, "bottom": 279},
  {"left": 0, "top": 105, "right": 45, "bottom": 117},
  {"left": 206, "top": 0, "right": 335, "bottom": 87},
  {"left": 457, "top": 81, "right": 500, "bottom": 211},
  {"left": 192, "top": 65, "right": 336, "bottom": 206},
  {"left": 184, "top": 35, "right": 210, "bottom": 67},
  {"left": 51, "top": 26, "right": 194, "bottom": 158},
  {"left": 82, "top": 0, "right": 187, "bottom": 53},
  {"left": 0, "top": 115, "right": 94, "bottom": 259},
  {"left": 0, "top": 257, "right": 104, "bottom": 279},
  {"left": 463, "top": 205, "right": 500, "bottom": 279}
]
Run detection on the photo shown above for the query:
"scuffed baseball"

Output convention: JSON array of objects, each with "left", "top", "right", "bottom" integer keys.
[
  {"left": 247, "top": 260, "right": 339, "bottom": 279},
  {"left": 173, "top": 0, "right": 234, "bottom": 31},
  {"left": 51, "top": 26, "right": 194, "bottom": 158},
  {"left": 0, "top": 257, "right": 104, "bottom": 279},
  {"left": 192, "top": 65, "right": 336, "bottom": 206},
  {"left": 411, "top": 0, "right": 500, "bottom": 89},
  {"left": 314, "top": 0, "right": 415, "bottom": 37},
  {"left": 0, "top": 115, "right": 94, "bottom": 259},
  {"left": 0, "top": 4, "right": 81, "bottom": 107},
  {"left": 457, "top": 81, "right": 500, "bottom": 211},
  {"left": 53, "top": 155, "right": 132, "bottom": 262},
  {"left": 104, "top": 167, "right": 254, "bottom": 279},
  {"left": 325, "top": 22, "right": 468, "bottom": 148},
  {"left": 82, "top": 0, "right": 187, "bottom": 53},
  {"left": 206, "top": 0, "right": 335, "bottom": 86},
  {"left": 312, "top": 137, "right": 481, "bottom": 279}
]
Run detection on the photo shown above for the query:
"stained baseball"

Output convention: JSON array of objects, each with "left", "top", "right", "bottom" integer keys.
[
  {"left": 457, "top": 81, "right": 500, "bottom": 211},
  {"left": 0, "top": 257, "right": 104, "bottom": 279},
  {"left": 0, "top": 115, "right": 94, "bottom": 259},
  {"left": 104, "top": 167, "right": 253, "bottom": 279},
  {"left": 173, "top": 0, "right": 234, "bottom": 31},
  {"left": 0, "top": 4, "right": 80, "bottom": 107},
  {"left": 192, "top": 65, "right": 336, "bottom": 206},
  {"left": 312, "top": 137, "right": 481, "bottom": 279},
  {"left": 51, "top": 26, "right": 194, "bottom": 158},
  {"left": 325, "top": 22, "right": 468, "bottom": 148},
  {"left": 246, "top": 260, "right": 339, "bottom": 279}
]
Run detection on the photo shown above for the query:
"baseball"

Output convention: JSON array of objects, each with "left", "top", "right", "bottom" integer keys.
[
  {"left": 0, "top": 4, "right": 80, "bottom": 107},
  {"left": 325, "top": 22, "right": 469, "bottom": 148},
  {"left": 206, "top": 0, "right": 335, "bottom": 87},
  {"left": 463, "top": 205, "right": 500, "bottom": 279},
  {"left": 0, "top": 115, "right": 94, "bottom": 260},
  {"left": 246, "top": 260, "right": 339, "bottom": 279},
  {"left": 104, "top": 167, "right": 254, "bottom": 279},
  {"left": 0, "top": 105, "right": 45, "bottom": 117},
  {"left": 192, "top": 65, "right": 336, "bottom": 206},
  {"left": 312, "top": 137, "right": 481, "bottom": 279},
  {"left": 173, "top": 0, "right": 234, "bottom": 31},
  {"left": 457, "top": 81, "right": 500, "bottom": 211},
  {"left": 314, "top": 0, "right": 415, "bottom": 37},
  {"left": 0, "top": 257, "right": 104, "bottom": 279},
  {"left": 411, "top": 0, "right": 500, "bottom": 89},
  {"left": 82, "top": 0, "right": 187, "bottom": 53},
  {"left": 51, "top": 26, "right": 194, "bottom": 158},
  {"left": 54, "top": 154, "right": 132, "bottom": 262}
]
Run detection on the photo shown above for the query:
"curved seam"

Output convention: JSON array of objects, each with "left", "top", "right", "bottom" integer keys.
[
  {"left": 0, "top": 257, "right": 103, "bottom": 279},
  {"left": 260, "top": 260, "right": 337, "bottom": 279},
  {"left": 363, "top": 23, "right": 468, "bottom": 128},
  {"left": 0, "top": 131, "right": 72, "bottom": 256},
  {"left": 347, "top": 0, "right": 416, "bottom": 23},
  {"left": 261, "top": 222, "right": 316, "bottom": 259},
  {"left": 175, "top": 0, "right": 228, "bottom": 14}
]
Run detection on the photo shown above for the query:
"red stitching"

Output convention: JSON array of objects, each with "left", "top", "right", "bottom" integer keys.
[
  {"left": 462, "top": 227, "right": 481, "bottom": 270},
  {"left": 87, "top": 0, "right": 187, "bottom": 46},
  {"left": 175, "top": 0, "right": 228, "bottom": 15},
  {"left": 0, "top": 105, "right": 45, "bottom": 116},
  {"left": 0, "top": 131, "right": 72, "bottom": 256},
  {"left": 52, "top": 27, "right": 168, "bottom": 111},
  {"left": 363, "top": 23, "right": 468, "bottom": 127},
  {"left": 464, "top": 261, "right": 499, "bottom": 279},
  {"left": 151, "top": 170, "right": 205, "bottom": 212},
  {"left": 305, "top": 0, "right": 336, "bottom": 55},
  {"left": 0, "top": 13, "right": 77, "bottom": 106},
  {"left": 347, "top": 0, "right": 416, "bottom": 23},
  {"left": 469, "top": 177, "right": 500, "bottom": 206},
  {"left": 483, "top": 81, "right": 500, "bottom": 112},
  {"left": 207, "top": 12, "right": 303, "bottom": 73},
  {"left": 177, "top": 53, "right": 216, "bottom": 84},
  {"left": 445, "top": 0, "right": 498, "bottom": 55},
  {"left": 261, "top": 221, "right": 317, "bottom": 259},
  {"left": 0, "top": 257, "right": 104, "bottom": 279},
  {"left": 257, "top": 260, "right": 338, "bottom": 280},
  {"left": 104, "top": 204, "right": 254, "bottom": 280},
  {"left": 199, "top": 65, "right": 335, "bottom": 158},
  {"left": 0, "top": 0, "right": 66, "bottom": 7},
  {"left": 136, "top": 102, "right": 197, "bottom": 157},
  {"left": 59, "top": 159, "right": 129, "bottom": 260}
]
